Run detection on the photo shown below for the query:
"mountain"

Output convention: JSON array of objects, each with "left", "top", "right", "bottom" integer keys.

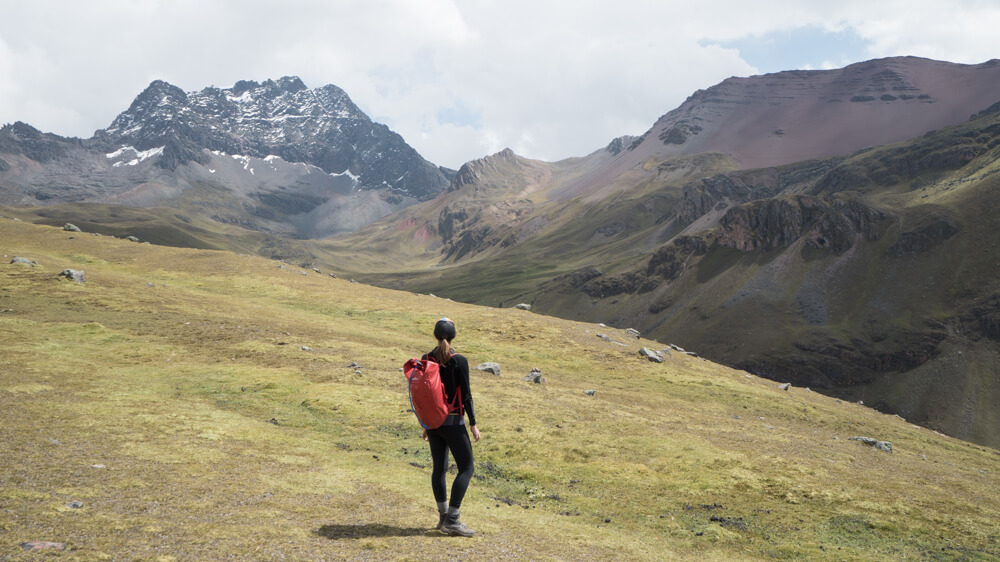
[
  {"left": 0, "top": 77, "right": 453, "bottom": 239},
  {"left": 4, "top": 57, "right": 1000, "bottom": 448},
  {"left": 321, "top": 57, "right": 1000, "bottom": 449},
  {"left": 550, "top": 56, "right": 1000, "bottom": 203}
]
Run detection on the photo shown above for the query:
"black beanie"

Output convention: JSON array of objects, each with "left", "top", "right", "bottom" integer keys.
[{"left": 434, "top": 317, "right": 456, "bottom": 341}]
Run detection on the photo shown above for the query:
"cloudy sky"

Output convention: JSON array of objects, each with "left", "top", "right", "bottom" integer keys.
[{"left": 1, "top": 1, "right": 998, "bottom": 169}]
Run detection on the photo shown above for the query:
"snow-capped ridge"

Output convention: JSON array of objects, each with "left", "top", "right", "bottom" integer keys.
[{"left": 96, "top": 76, "right": 449, "bottom": 200}]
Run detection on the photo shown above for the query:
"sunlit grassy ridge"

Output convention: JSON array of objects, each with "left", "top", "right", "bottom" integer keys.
[{"left": 1, "top": 219, "right": 998, "bottom": 561}]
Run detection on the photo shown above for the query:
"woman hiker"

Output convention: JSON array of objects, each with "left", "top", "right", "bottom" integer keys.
[{"left": 421, "top": 317, "right": 481, "bottom": 537}]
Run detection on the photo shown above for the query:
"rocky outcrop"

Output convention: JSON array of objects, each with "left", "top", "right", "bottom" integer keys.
[
  {"left": 0, "top": 122, "right": 74, "bottom": 163},
  {"left": 437, "top": 199, "right": 534, "bottom": 261},
  {"left": 452, "top": 148, "right": 520, "bottom": 191},
  {"left": 551, "top": 267, "right": 604, "bottom": 291},
  {"left": 717, "top": 194, "right": 885, "bottom": 255},
  {"left": 886, "top": 216, "right": 960, "bottom": 256},
  {"left": 605, "top": 135, "right": 637, "bottom": 155},
  {"left": 676, "top": 172, "right": 778, "bottom": 227},
  {"left": 675, "top": 160, "right": 839, "bottom": 228},
  {"left": 646, "top": 234, "right": 711, "bottom": 281},
  {"left": 582, "top": 271, "right": 657, "bottom": 299}
]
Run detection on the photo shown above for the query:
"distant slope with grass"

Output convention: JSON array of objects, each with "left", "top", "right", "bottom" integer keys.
[{"left": 1, "top": 218, "right": 998, "bottom": 560}]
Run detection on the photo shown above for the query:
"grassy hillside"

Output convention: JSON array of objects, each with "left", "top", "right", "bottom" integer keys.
[
  {"left": 1, "top": 218, "right": 998, "bottom": 560},
  {"left": 319, "top": 110, "right": 1000, "bottom": 450}
]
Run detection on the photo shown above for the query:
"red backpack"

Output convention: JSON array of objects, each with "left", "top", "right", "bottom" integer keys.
[{"left": 404, "top": 356, "right": 461, "bottom": 429}]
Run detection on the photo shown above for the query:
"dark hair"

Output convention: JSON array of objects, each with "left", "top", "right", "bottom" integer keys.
[{"left": 433, "top": 317, "right": 456, "bottom": 363}]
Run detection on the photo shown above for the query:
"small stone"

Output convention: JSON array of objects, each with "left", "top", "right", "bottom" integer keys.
[
  {"left": 849, "top": 436, "right": 893, "bottom": 453},
  {"left": 514, "top": 303, "right": 532, "bottom": 311},
  {"left": 778, "top": 383, "right": 791, "bottom": 391},
  {"left": 58, "top": 269, "right": 86, "bottom": 282},
  {"left": 126, "top": 235, "right": 140, "bottom": 242},
  {"left": 10, "top": 256, "right": 33, "bottom": 265},
  {"left": 626, "top": 328, "right": 640, "bottom": 339},
  {"left": 91, "top": 464, "right": 106, "bottom": 469},
  {"left": 639, "top": 347, "right": 664, "bottom": 363},
  {"left": 476, "top": 362, "right": 501, "bottom": 376},
  {"left": 312, "top": 268, "right": 321, "bottom": 273},
  {"left": 584, "top": 390, "right": 596, "bottom": 396},
  {"left": 21, "top": 541, "right": 66, "bottom": 551},
  {"left": 67, "top": 501, "right": 84, "bottom": 509},
  {"left": 63, "top": 223, "right": 82, "bottom": 232},
  {"left": 522, "top": 368, "right": 546, "bottom": 384},
  {"left": 300, "top": 346, "right": 313, "bottom": 352}
]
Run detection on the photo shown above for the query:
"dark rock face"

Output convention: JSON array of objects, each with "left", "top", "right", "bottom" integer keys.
[
  {"left": 605, "top": 135, "right": 637, "bottom": 155},
  {"left": 958, "top": 296, "right": 1000, "bottom": 343},
  {"left": 552, "top": 267, "right": 603, "bottom": 291},
  {"left": 582, "top": 271, "right": 657, "bottom": 299},
  {"left": 646, "top": 235, "right": 710, "bottom": 280},
  {"left": 737, "top": 328, "right": 947, "bottom": 389},
  {"left": 0, "top": 122, "right": 74, "bottom": 163},
  {"left": 436, "top": 198, "right": 533, "bottom": 261},
  {"left": 717, "top": 194, "right": 885, "bottom": 255},
  {"left": 96, "top": 77, "right": 449, "bottom": 199},
  {"left": 886, "top": 217, "right": 960, "bottom": 256}
]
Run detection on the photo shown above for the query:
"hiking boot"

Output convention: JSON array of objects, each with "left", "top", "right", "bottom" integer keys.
[
  {"left": 441, "top": 516, "right": 475, "bottom": 537},
  {"left": 436, "top": 501, "right": 448, "bottom": 530}
]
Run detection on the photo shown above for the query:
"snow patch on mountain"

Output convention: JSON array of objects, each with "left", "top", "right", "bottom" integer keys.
[{"left": 106, "top": 145, "right": 165, "bottom": 167}]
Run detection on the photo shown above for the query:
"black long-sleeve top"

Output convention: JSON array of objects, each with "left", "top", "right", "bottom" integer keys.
[{"left": 423, "top": 351, "right": 476, "bottom": 426}]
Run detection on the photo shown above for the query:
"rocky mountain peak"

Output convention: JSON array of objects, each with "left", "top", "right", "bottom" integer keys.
[
  {"left": 95, "top": 77, "right": 448, "bottom": 199},
  {"left": 2, "top": 121, "right": 43, "bottom": 139},
  {"left": 452, "top": 148, "right": 521, "bottom": 190},
  {"left": 128, "top": 80, "right": 189, "bottom": 114}
]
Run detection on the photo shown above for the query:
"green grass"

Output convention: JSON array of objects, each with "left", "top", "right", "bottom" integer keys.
[{"left": 1, "top": 218, "right": 999, "bottom": 560}]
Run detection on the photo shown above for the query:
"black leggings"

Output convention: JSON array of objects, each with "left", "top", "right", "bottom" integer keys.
[{"left": 427, "top": 424, "right": 475, "bottom": 508}]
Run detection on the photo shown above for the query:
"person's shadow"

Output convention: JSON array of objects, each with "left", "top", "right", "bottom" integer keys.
[{"left": 316, "top": 523, "right": 437, "bottom": 540}]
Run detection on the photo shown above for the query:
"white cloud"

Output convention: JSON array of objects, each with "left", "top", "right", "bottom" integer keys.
[{"left": 0, "top": 0, "right": 998, "bottom": 168}]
